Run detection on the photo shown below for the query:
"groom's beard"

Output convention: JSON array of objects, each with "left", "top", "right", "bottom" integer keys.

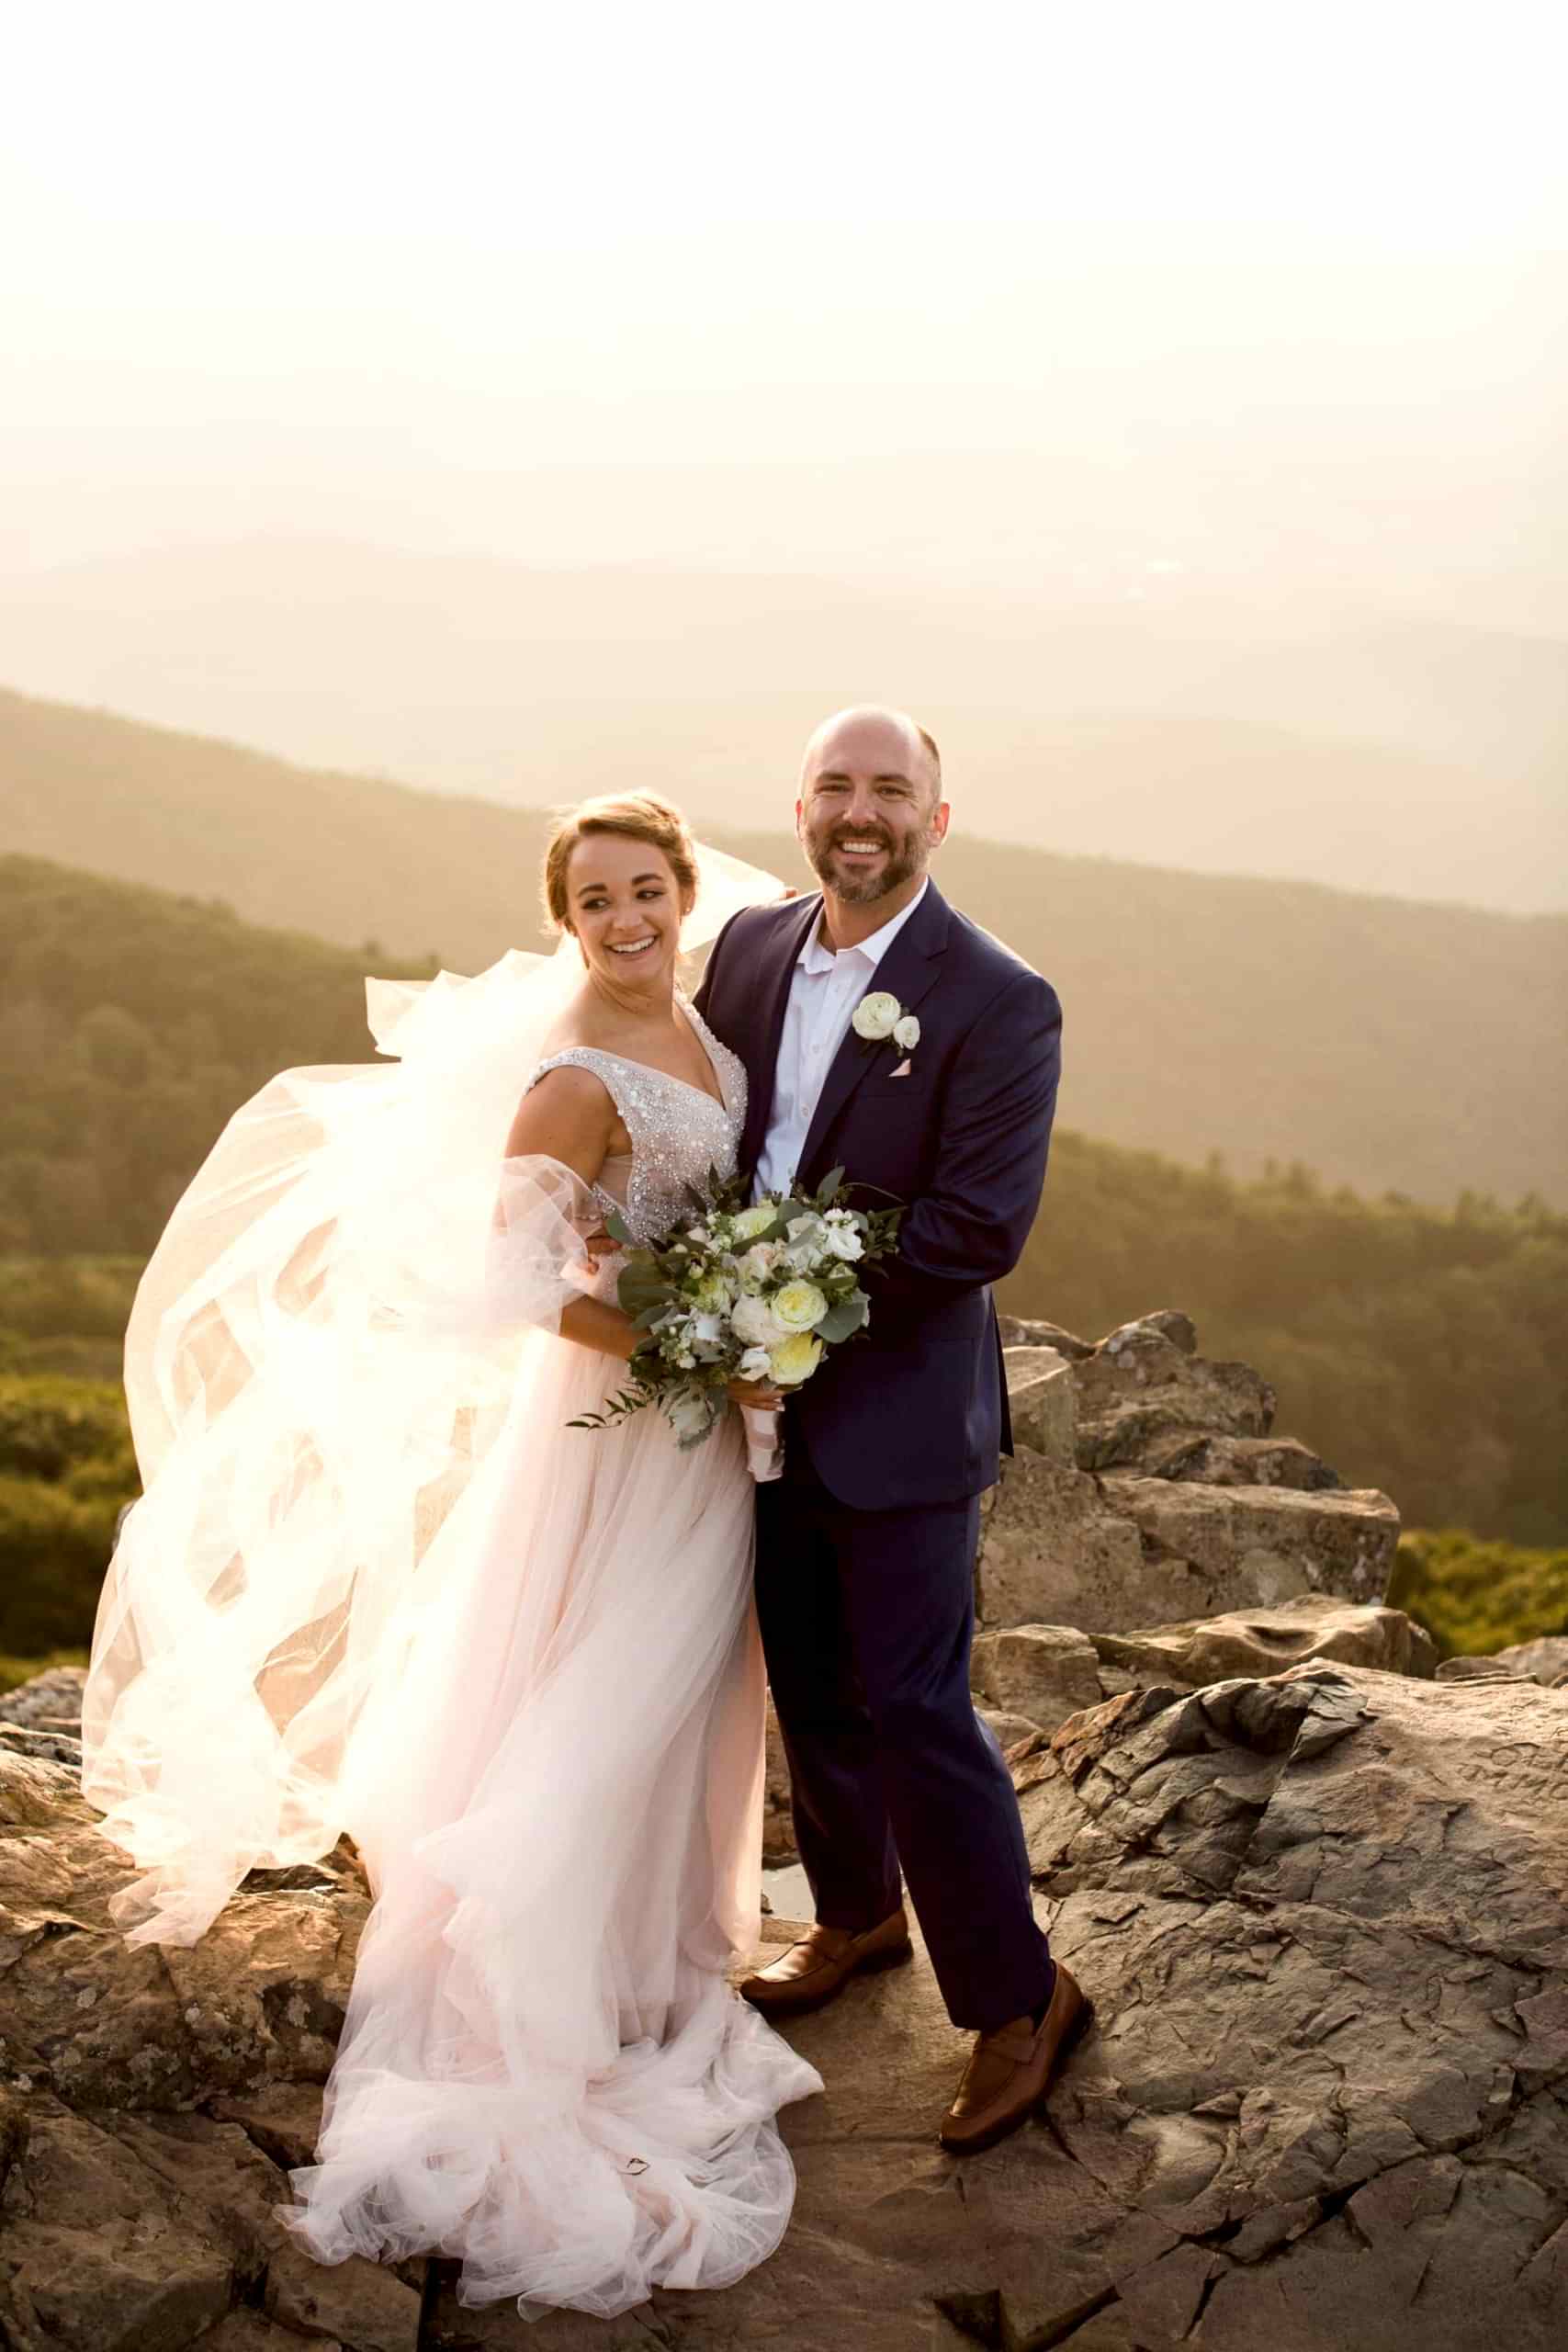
[{"left": 807, "top": 822, "right": 935, "bottom": 907}]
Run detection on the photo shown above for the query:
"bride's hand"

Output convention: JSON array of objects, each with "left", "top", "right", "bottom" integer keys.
[{"left": 724, "top": 1374, "right": 786, "bottom": 1410}]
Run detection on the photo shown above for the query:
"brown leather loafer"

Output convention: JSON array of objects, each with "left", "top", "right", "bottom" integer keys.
[
  {"left": 939, "top": 1962, "right": 1093, "bottom": 2154},
  {"left": 739, "top": 1907, "right": 913, "bottom": 2017}
]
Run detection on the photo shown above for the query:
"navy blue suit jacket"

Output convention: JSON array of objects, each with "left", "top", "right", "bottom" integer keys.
[{"left": 694, "top": 881, "right": 1061, "bottom": 1510}]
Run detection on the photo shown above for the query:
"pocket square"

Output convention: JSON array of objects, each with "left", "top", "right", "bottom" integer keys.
[{"left": 890, "top": 1057, "right": 912, "bottom": 1078}]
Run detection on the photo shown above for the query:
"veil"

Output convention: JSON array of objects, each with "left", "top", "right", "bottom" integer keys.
[{"left": 80, "top": 842, "right": 782, "bottom": 1947}]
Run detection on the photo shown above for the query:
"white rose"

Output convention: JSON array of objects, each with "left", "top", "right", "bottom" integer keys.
[
  {"left": 893, "top": 1013, "right": 920, "bottom": 1052},
  {"left": 731, "top": 1292, "right": 787, "bottom": 1348},
  {"left": 772, "top": 1279, "right": 828, "bottom": 1331},
  {"left": 731, "top": 1203, "right": 777, "bottom": 1242},
  {"left": 852, "top": 990, "right": 901, "bottom": 1042},
  {"left": 768, "top": 1331, "right": 824, "bottom": 1385}
]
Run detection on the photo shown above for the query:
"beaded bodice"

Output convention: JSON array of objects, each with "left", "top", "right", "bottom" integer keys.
[{"left": 525, "top": 999, "right": 747, "bottom": 1252}]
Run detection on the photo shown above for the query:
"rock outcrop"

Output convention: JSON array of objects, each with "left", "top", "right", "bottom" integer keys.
[
  {"left": 6, "top": 1309, "right": 1552, "bottom": 2350},
  {"left": 0, "top": 1742, "right": 416, "bottom": 2352},
  {"left": 1495, "top": 1634, "right": 1568, "bottom": 1687},
  {"left": 966, "top": 1595, "right": 1437, "bottom": 1744},
  {"left": 765, "top": 1312, "right": 1405, "bottom": 1862},
  {"left": 455, "top": 1662, "right": 1568, "bottom": 2350},
  {"left": 5, "top": 1662, "right": 1567, "bottom": 2346},
  {"left": 1089, "top": 1592, "right": 1438, "bottom": 1693},
  {"left": 978, "top": 1315, "right": 1400, "bottom": 1634}
]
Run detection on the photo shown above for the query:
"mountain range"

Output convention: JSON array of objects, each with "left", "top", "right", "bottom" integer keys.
[
  {"left": 4, "top": 684, "right": 1563, "bottom": 1208},
  {"left": 0, "top": 537, "right": 1562, "bottom": 913}
]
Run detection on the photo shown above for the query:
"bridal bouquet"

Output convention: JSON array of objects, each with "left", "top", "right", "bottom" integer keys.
[{"left": 569, "top": 1168, "right": 901, "bottom": 1459}]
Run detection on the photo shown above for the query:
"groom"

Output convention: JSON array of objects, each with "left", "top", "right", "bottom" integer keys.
[{"left": 694, "top": 706, "right": 1090, "bottom": 2154}]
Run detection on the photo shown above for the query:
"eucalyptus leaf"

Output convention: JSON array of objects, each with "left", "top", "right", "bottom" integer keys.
[{"left": 816, "top": 1293, "right": 868, "bottom": 1344}]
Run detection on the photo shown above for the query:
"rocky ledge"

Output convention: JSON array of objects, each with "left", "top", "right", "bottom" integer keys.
[
  {"left": 5, "top": 1306, "right": 1562, "bottom": 2351},
  {"left": 5, "top": 1660, "right": 1566, "bottom": 2352},
  {"left": 981, "top": 1313, "right": 1400, "bottom": 1635}
]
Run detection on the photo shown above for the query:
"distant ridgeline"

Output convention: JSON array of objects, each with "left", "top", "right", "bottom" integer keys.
[
  {"left": 4, "top": 684, "right": 1566, "bottom": 1209},
  {"left": 0, "top": 854, "right": 1564, "bottom": 1572}
]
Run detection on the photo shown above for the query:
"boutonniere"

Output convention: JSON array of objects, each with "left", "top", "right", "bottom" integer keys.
[{"left": 851, "top": 989, "right": 921, "bottom": 1069}]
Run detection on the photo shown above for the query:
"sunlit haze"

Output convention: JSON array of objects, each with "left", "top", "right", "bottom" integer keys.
[{"left": 3, "top": 1, "right": 1565, "bottom": 909}]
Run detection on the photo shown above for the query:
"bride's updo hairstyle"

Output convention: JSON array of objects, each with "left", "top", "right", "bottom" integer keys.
[{"left": 541, "top": 794, "right": 701, "bottom": 934}]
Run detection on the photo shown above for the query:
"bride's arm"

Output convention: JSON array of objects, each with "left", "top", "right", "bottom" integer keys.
[{"left": 499, "top": 1069, "right": 642, "bottom": 1364}]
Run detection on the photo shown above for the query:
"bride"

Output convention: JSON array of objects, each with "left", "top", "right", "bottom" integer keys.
[{"left": 80, "top": 794, "right": 822, "bottom": 2318}]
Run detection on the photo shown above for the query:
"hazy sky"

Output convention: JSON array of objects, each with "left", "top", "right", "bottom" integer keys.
[{"left": 6, "top": 1, "right": 1566, "bottom": 600}]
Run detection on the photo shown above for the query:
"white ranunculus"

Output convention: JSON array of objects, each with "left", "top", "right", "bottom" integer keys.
[
  {"left": 852, "top": 990, "right": 901, "bottom": 1042},
  {"left": 893, "top": 1012, "right": 920, "bottom": 1052},
  {"left": 772, "top": 1279, "right": 827, "bottom": 1331},
  {"left": 731, "top": 1292, "right": 787, "bottom": 1347}
]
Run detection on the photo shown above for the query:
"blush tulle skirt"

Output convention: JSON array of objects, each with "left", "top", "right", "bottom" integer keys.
[{"left": 279, "top": 1332, "right": 821, "bottom": 2317}]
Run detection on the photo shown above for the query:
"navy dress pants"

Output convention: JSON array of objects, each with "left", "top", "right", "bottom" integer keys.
[{"left": 754, "top": 1447, "right": 1053, "bottom": 2034}]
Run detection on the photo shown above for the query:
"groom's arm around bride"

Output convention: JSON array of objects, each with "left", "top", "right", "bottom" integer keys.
[{"left": 694, "top": 706, "right": 1091, "bottom": 2157}]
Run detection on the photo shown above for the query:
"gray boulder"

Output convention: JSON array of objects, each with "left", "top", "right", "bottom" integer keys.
[
  {"left": 0, "top": 1664, "right": 86, "bottom": 1733},
  {"left": 1002, "top": 1344, "right": 1077, "bottom": 1465},
  {"left": 1494, "top": 1634, "right": 1568, "bottom": 1685},
  {"left": 996, "top": 1312, "right": 1095, "bottom": 1361},
  {"left": 1100, "top": 1473, "right": 1400, "bottom": 1611},
  {"left": 975, "top": 1451, "right": 1150, "bottom": 1632},
  {"left": 970, "top": 1623, "right": 1103, "bottom": 1731},
  {"left": 1089, "top": 1593, "right": 1438, "bottom": 1693},
  {"left": 976, "top": 1453, "right": 1398, "bottom": 1635},
  {"left": 1128, "top": 1429, "right": 1342, "bottom": 1490},
  {"left": 1072, "top": 1317, "right": 1278, "bottom": 1473}
]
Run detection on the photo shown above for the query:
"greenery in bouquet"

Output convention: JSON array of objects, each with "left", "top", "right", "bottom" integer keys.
[{"left": 568, "top": 1167, "right": 902, "bottom": 1449}]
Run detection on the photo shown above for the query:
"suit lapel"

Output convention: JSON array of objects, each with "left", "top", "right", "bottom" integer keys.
[
  {"left": 796, "top": 883, "right": 952, "bottom": 1184},
  {"left": 739, "top": 894, "right": 822, "bottom": 1174}
]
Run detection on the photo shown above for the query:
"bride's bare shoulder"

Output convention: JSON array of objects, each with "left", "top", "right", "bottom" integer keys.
[{"left": 504, "top": 1059, "right": 619, "bottom": 1167}]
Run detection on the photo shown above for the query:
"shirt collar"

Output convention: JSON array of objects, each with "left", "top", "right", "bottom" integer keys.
[{"left": 797, "top": 877, "right": 930, "bottom": 976}]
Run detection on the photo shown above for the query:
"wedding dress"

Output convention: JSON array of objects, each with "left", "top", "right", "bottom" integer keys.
[{"left": 80, "top": 849, "right": 822, "bottom": 2317}]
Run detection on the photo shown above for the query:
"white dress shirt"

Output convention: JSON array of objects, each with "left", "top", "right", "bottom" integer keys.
[{"left": 754, "top": 880, "right": 929, "bottom": 1201}]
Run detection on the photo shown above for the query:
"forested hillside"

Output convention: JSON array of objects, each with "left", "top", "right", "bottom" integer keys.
[
  {"left": 1003, "top": 1135, "right": 1568, "bottom": 1547},
  {"left": 2, "top": 852, "right": 1563, "bottom": 1549},
  {"left": 5, "top": 688, "right": 1565, "bottom": 1204},
  {"left": 0, "top": 858, "right": 431, "bottom": 1250}
]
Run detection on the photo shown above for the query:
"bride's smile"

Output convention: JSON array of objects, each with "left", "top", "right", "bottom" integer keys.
[{"left": 567, "top": 831, "right": 685, "bottom": 1001}]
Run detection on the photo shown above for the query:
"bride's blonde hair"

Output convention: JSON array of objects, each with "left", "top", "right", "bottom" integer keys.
[{"left": 541, "top": 794, "right": 700, "bottom": 933}]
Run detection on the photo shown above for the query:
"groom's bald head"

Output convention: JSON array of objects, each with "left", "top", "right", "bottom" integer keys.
[
  {"left": 798, "top": 706, "right": 942, "bottom": 808},
  {"left": 795, "top": 704, "right": 951, "bottom": 911}
]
